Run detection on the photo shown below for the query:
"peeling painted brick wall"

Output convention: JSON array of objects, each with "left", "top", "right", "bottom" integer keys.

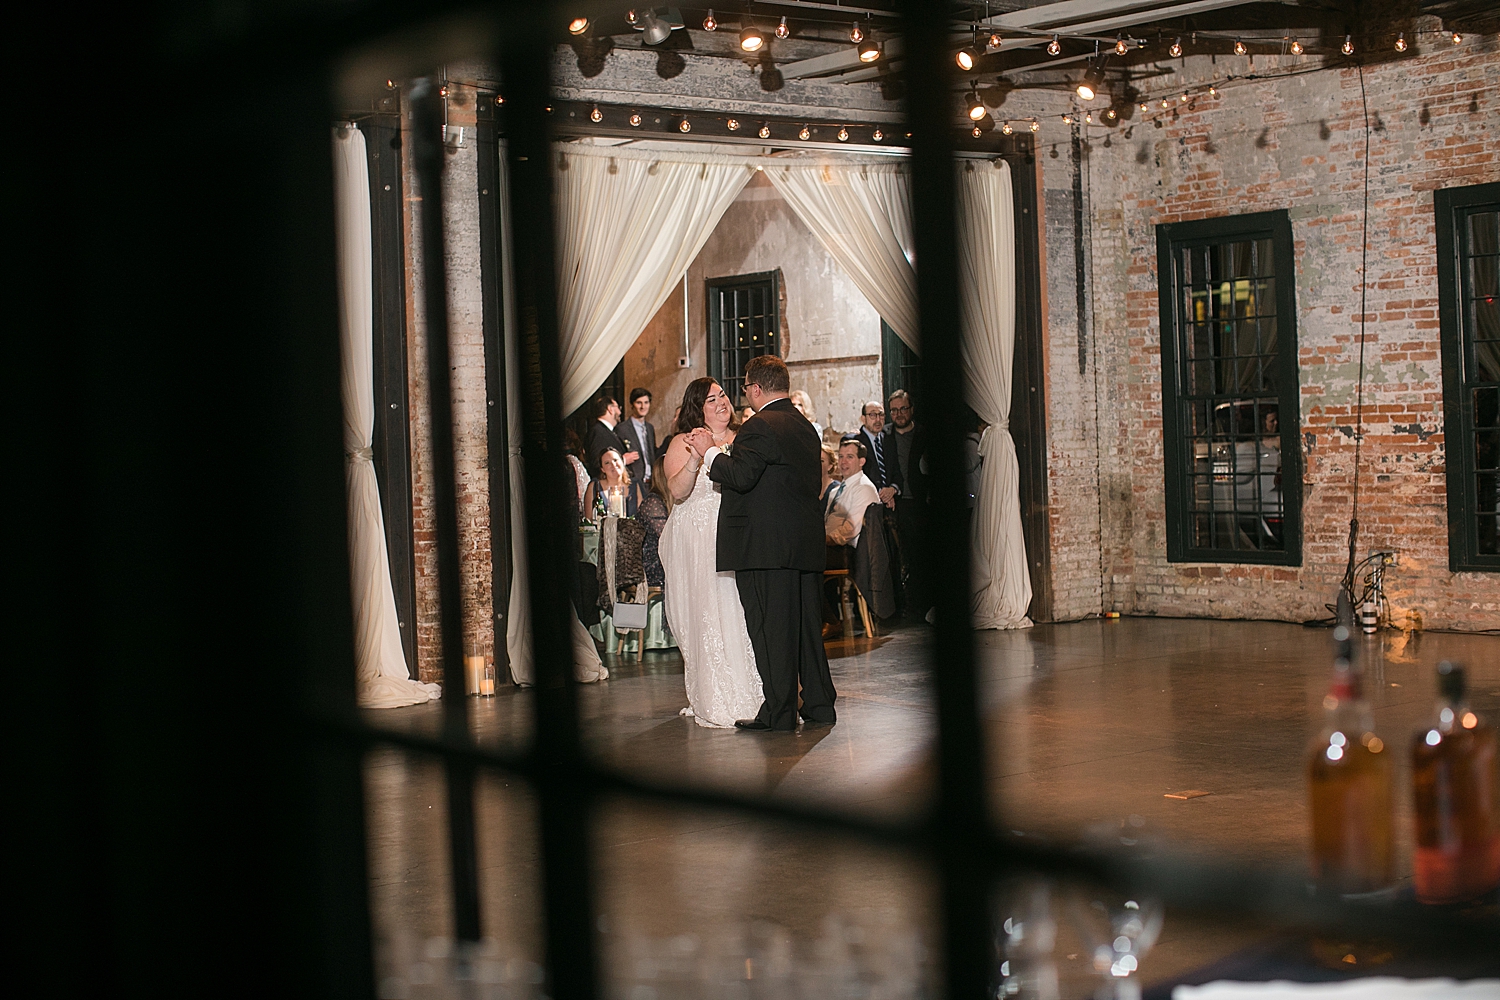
[{"left": 1036, "top": 37, "right": 1500, "bottom": 629}]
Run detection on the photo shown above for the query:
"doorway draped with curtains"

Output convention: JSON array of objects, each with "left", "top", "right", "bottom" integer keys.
[{"left": 497, "top": 142, "right": 1033, "bottom": 681}]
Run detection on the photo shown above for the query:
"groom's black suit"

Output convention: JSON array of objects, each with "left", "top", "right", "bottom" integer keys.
[{"left": 708, "top": 397, "right": 837, "bottom": 730}]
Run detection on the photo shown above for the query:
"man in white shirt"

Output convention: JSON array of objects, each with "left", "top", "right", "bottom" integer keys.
[{"left": 825, "top": 439, "right": 880, "bottom": 552}]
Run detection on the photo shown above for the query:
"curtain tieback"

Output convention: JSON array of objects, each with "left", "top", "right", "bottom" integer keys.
[
  {"left": 976, "top": 421, "right": 1009, "bottom": 458},
  {"left": 346, "top": 446, "right": 375, "bottom": 462}
]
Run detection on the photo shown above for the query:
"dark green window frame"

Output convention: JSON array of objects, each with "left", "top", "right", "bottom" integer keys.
[
  {"left": 1435, "top": 181, "right": 1500, "bottom": 572},
  {"left": 1156, "top": 210, "right": 1303, "bottom": 565},
  {"left": 706, "top": 271, "right": 780, "bottom": 408}
]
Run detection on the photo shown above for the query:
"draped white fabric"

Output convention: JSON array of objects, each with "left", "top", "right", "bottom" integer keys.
[
  {"left": 955, "top": 159, "right": 1032, "bottom": 630},
  {"left": 554, "top": 145, "right": 757, "bottom": 414},
  {"left": 762, "top": 160, "right": 921, "bottom": 353},
  {"left": 333, "top": 127, "right": 441, "bottom": 708},
  {"left": 500, "top": 142, "right": 608, "bottom": 686}
]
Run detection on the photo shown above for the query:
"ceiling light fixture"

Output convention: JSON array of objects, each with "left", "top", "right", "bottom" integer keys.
[
  {"left": 1115, "top": 37, "right": 1129, "bottom": 55},
  {"left": 1170, "top": 37, "right": 1182, "bottom": 57},
  {"left": 679, "top": 119, "right": 692, "bottom": 132},
  {"left": 1077, "top": 57, "right": 1106, "bottom": 102},
  {"left": 637, "top": 9, "right": 672, "bottom": 45},
  {"left": 956, "top": 47, "right": 976, "bottom": 71},
  {"left": 776, "top": 16, "right": 789, "bottom": 39},
  {"left": 1290, "top": 38, "right": 1304, "bottom": 55},
  {"left": 838, "top": 126, "right": 850, "bottom": 141},
  {"left": 727, "top": 118, "right": 740, "bottom": 131},
  {"left": 1451, "top": 31, "right": 1462, "bottom": 44},
  {"left": 1394, "top": 32, "right": 1407, "bottom": 52},
  {"left": 799, "top": 125, "right": 810, "bottom": 140},
  {"left": 1030, "top": 119, "right": 1040, "bottom": 132},
  {"left": 568, "top": 16, "right": 590, "bottom": 36},
  {"left": 740, "top": 24, "right": 764, "bottom": 52},
  {"left": 1139, "top": 102, "right": 1148, "bottom": 111},
  {"left": 1208, "top": 85, "right": 1218, "bottom": 97},
  {"left": 972, "top": 124, "right": 984, "bottom": 137},
  {"left": 1062, "top": 113, "right": 1073, "bottom": 124},
  {"left": 1341, "top": 34, "right": 1354, "bottom": 55},
  {"left": 759, "top": 123, "right": 771, "bottom": 138},
  {"left": 1047, "top": 35, "right": 1061, "bottom": 56},
  {"left": 589, "top": 105, "right": 603, "bottom": 122},
  {"left": 1234, "top": 38, "right": 1247, "bottom": 56},
  {"left": 1001, "top": 121, "right": 1013, "bottom": 134},
  {"left": 967, "top": 92, "right": 987, "bottom": 120},
  {"left": 857, "top": 37, "right": 882, "bottom": 62},
  {"left": 986, "top": 33, "right": 1003, "bottom": 53},
  {"left": 1180, "top": 92, "right": 1189, "bottom": 102},
  {"left": 872, "top": 127, "right": 884, "bottom": 141},
  {"left": 703, "top": 9, "right": 717, "bottom": 31},
  {"left": 629, "top": 112, "right": 642, "bottom": 127},
  {"left": 1161, "top": 98, "right": 1170, "bottom": 108},
  {"left": 850, "top": 22, "right": 864, "bottom": 44},
  {"left": 1106, "top": 107, "right": 1117, "bottom": 119}
]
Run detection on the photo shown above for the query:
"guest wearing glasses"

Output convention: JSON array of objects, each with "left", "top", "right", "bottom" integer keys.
[{"left": 849, "top": 400, "right": 892, "bottom": 493}]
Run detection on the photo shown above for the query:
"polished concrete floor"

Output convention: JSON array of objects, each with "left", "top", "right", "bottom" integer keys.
[{"left": 363, "top": 619, "right": 1500, "bottom": 997}]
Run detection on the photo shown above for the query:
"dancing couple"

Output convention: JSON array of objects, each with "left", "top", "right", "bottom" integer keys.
[{"left": 657, "top": 356, "right": 838, "bottom": 732}]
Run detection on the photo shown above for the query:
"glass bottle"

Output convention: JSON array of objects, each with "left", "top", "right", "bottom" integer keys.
[
  {"left": 1307, "top": 618, "right": 1394, "bottom": 894},
  {"left": 1411, "top": 661, "right": 1500, "bottom": 905}
]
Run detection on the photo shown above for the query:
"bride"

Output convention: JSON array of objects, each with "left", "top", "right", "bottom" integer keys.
[{"left": 657, "top": 378, "right": 764, "bottom": 728}]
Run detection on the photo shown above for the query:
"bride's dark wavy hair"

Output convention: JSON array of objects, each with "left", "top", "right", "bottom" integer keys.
[{"left": 674, "top": 377, "right": 721, "bottom": 436}]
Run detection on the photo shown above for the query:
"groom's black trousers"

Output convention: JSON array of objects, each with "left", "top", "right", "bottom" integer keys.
[{"left": 736, "top": 569, "right": 837, "bottom": 731}]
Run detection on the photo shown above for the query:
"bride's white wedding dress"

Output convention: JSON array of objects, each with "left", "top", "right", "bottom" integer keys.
[{"left": 658, "top": 449, "right": 764, "bottom": 728}]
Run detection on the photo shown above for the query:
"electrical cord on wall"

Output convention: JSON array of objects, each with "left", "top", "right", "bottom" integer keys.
[{"left": 1338, "top": 64, "right": 1373, "bottom": 613}]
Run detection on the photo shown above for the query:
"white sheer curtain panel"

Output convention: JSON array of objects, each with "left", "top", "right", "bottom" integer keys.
[
  {"left": 763, "top": 160, "right": 921, "bottom": 352},
  {"left": 955, "top": 159, "right": 1032, "bottom": 630},
  {"left": 499, "top": 142, "right": 607, "bottom": 685},
  {"left": 554, "top": 145, "right": 757, "bottom": 413},
  {"left": 333, "top": 126, "right": 442, "bottom": 707}
]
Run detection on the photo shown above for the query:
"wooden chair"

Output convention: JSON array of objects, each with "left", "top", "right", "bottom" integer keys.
[{"left": 823, "top": 568, "right": 876, "bottom": 639}]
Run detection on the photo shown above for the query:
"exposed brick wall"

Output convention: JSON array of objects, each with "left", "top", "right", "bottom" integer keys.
[
  {"left": 1030, "top": 34, "right": 1500, "bottom": 630},
  {"left": 402, "top": 77, "right": 495, "bottom": 682}
]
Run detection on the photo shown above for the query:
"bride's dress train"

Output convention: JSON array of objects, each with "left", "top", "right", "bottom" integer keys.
[{"left": 658, "top": 451, "right": 764, "bottom": 728}]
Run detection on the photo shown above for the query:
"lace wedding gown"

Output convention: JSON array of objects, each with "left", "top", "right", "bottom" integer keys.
[{"left": 658, "top": 449, "right": 764, "bottom": 728}]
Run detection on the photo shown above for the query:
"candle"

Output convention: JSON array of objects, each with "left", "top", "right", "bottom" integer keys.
[
  {"left": 480, "top": 655, "right": 496, "bottom": 696},
  {"left": 608, "top": 487, "right": 626, "bottom": 518},
  {"left": 463, "top": 654, "right": 485, "bottom": 696}
]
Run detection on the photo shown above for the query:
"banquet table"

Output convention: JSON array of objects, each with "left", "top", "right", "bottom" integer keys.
[{"left": 579, "top": 520, "right": 675, "bottom": 655}]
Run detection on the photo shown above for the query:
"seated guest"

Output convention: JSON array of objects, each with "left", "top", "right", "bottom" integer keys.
[
  {"left": 583, "top": 447, "right": 646, "bottom": 520},
  {"left": 818, "top": 445, "right": 840, "bottom": 509},
  {"left": 563, "top": 427, "right": 590, "bottom": 519},
  {"left": 638, "top": 473, "right": 671, "bottom": 589},
  {"left": 824, "top": 439, "right": 880, "bottom": 567}
]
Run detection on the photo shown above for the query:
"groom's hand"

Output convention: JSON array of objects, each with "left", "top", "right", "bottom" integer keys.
[{"left": 686, "top": 427, "right": 714, "bottom": 455}]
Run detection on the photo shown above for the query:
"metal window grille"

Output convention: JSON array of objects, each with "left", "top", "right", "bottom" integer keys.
[
  {"left": 707, "top": 272, "right": 779, "bottom": 409},
  {"left": 1156, "top": 211, "right": 1303, "bottom": 565},
  {"left": 881, "top": 319, "right": 922, "bottom": 410},
  {"left": 1437, "top": 183, "right": 1500, "bottom": 570}
]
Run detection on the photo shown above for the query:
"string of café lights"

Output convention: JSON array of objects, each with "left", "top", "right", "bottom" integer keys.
[{"left": 485, "top": 17, "right": 1485, "bottom": 144}]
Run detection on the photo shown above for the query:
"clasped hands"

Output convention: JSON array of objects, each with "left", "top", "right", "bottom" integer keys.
[{"left": 684, "top": 427, "right": 716, "bottom": 456}]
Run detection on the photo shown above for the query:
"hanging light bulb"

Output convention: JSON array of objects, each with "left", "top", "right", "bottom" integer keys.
[
  {"left": 1139, "top": 101, "right": 1149, "bottom": 111},
  {"left": 834, "top": 126, "right": 847, "bottom": 141},
  {"left": 986, "top": 33, "right": 1003, "bottom": 53},
  {"left": 1161, "top": 98, "right": 1170, "bottom": 108},
  {"left": 1451, "top": 31, "right": 1462, "bottom": 45},
  {"left": 1208, "top": 85, "right": 1218, "bottom": 97},
  {"left": 495, "top": 94, "right": 505, "bottom": 106},
  {"left": 872, "top": 127, "right": 884, "bottom": 141},
  {"left": 967, "top": 92, "right": 987, "bottom": 120},
  {"left": 1084, "top": 111, "right": 1093, "bottom": 123},
  {"left": 1029, "top": 119, "right": 1040, "bottom": 132},
  {"left": 1341, "top": 35, "right": 1354, "bottom": 55},
  {"left": 629, "top": 112, "right": 642, "bottom": 127},
  {"left": 972, "top": 124, "right": 983, "bottom": 137},
  {"left": 1047, "top": 35, "right": 1061, "bottom": 56},
  {"left": 1234, "top": 38, "right": 1247, "bottom": 56},
  {"left": 956, "top": 47, "right": 976, "bottom": 71},
  {"left": 1290, "top": 38, "right": 1304, "bottom": 55},
  {"left": 703, "top": 9, "right": 717, "bottom": 31},
  {"left": 740, "top": 24, "right": 764, "bottom": 52},
  {"left": 1170, "top": 37, "right": 1183, "bottom": 57},
  {"left": 568, "top": 16, "right": 590, "bottom": 35},
  {"left": 1062, "top": 113, "right": 1073, "bottom": 124},
  {"left": 1105, "top": 107, "right": 1117, "bottom": 120},
  {"left": 798, "top": 125, "right": 810, "bottom": 140},
  {"left": 850, "top": 22, "right": 864, "bottom": 43},
  {"left": 679, "top": 119, "right": 692, "bottom": 132},
  {"left": 857, "top": 37, "right": 881, "bottom": 62},
  {"left": 776, "top": 16, "right": 789, "bottom": 39},
  {"left": 439, "top": 83, "right": 449, "bottom": 98},
  {"left": 1001, "top": 121, "right": 1013, "bottom": 134},
  {"left": 758, "top": 123, "right": 771, "bottom": 138},
  {"left": 589, "top": 105, "right": 603, "bottom": 122},
  {"left": 1394, "top": 32, "right": 1407, "bottom": 52},
  {"left": 1115, "top": 37, "right": 1129, "bottom": 55},
  {"left": 727, "top": 118, "right": 740, "bottom": 131}
]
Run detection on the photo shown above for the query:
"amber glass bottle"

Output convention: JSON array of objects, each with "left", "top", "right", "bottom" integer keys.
[
  {"left": 1411, "top": 662, "right": 1500, "bottom": 905},
  {"left": 1307, "top": 625, "right": 1393, "bottom": 894}
]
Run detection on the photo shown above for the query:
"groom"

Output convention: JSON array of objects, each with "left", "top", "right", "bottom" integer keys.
[{"left": 687, "top": 355, "right": 837, "bottom": 731}]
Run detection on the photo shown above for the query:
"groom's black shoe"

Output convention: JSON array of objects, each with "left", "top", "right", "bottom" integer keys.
[{"left": 734, "top": 718, "right": 775, "bottom": 731}]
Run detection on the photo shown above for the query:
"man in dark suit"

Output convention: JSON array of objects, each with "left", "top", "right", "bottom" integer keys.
[
  {"left": 689, "top": 355, "right": 836, "bottom": 731},
  {"left": 583, "top": 396, "right": 638, "bottom": 478},
  {"left": 883, "top": 390, "right": 930, "bottom": 616},
  {"left": 852, "top": 400, "right": 893, "bottom": 491},
  {"left": 617, "top": 387, "right": 658, "bottom": 487}
]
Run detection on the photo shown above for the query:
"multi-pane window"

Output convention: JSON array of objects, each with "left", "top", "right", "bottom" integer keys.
[
  {"left": 881, "top": 319, "right": 922, "bottom": 408},
  {"left": 1436, "top": 182, "right": 1500, "bottom": 571},
  {"left": 707, "top": 271, "right": 779, "bottom": 407},
  {"left": 1156, "top": 211, "right": 1301, "bottom": 564}
]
